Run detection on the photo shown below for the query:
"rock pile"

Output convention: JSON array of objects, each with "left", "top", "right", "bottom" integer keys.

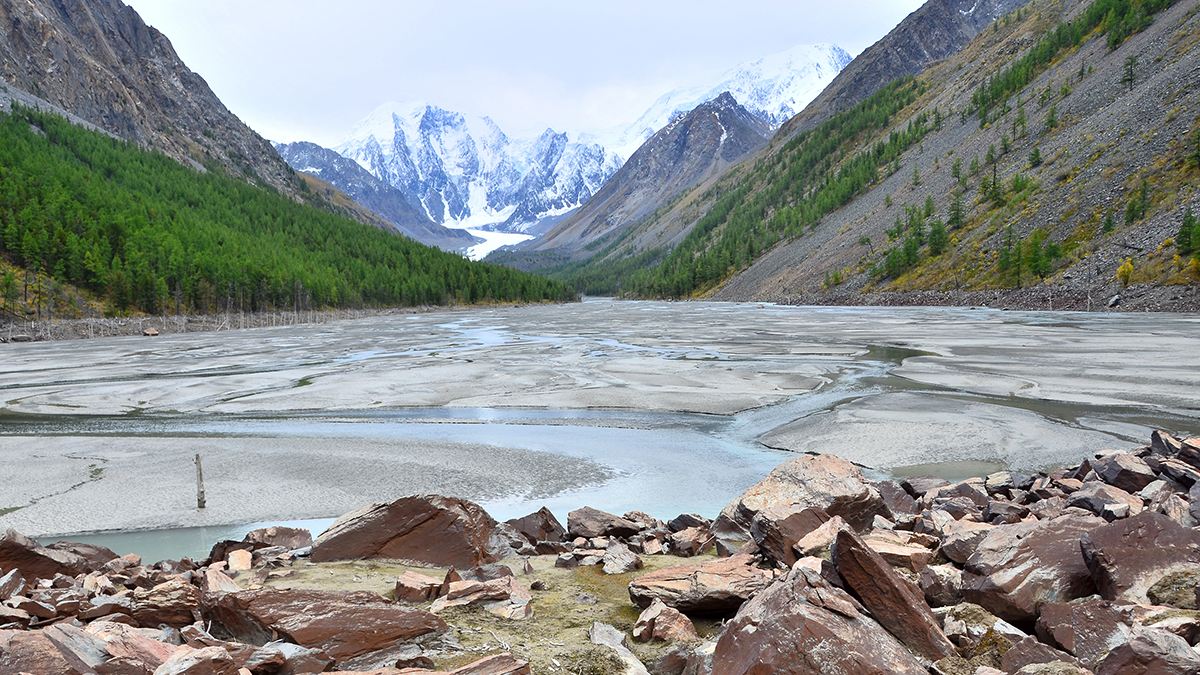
[{"left": 5, "top": 432, "right": 1200, "bottom": 674}]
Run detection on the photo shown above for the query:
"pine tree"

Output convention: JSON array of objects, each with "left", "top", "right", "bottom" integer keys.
[
  {"left": 928, "top": 219, "right": 949, "bottom": 256},
  {"left": 1103, "top": 209, "right": 1116, "bottom": 234},
  {"left": 1177, "top": 207, "right": 1196, "bottom": 255},
  {"left": 1045, "top": 104, "right": 1058, "bottom": 130},
  {"left": 948, "top": 194, "right": 966, "bottom": 230},
  {"left": 1121, "top": 56, "right": 1138, "bottom": 91},
  {"left": 1029, "top": 147, "right": 1043, "bottom": 167}
]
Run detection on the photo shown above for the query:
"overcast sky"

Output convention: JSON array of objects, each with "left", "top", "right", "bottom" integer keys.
[{"left": 124, "top": 0, "right": 926, "bottom": 147}]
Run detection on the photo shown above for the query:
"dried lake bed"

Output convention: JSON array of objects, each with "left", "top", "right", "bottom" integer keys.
[{"left": 1, "top": 299, "right": 1198, "bottom": 559}]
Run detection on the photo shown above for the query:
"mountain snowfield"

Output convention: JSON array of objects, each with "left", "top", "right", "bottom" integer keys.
[
  {"left": 589, "top": 43, "right": 853, "bottom": 160},
  {"left": 324, "top": 43, "right": 850, "bottom": 259}
]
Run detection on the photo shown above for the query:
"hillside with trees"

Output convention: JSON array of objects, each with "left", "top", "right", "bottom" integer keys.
[{"left": 0, "top": 105, "right": 574, "bottom": 324}]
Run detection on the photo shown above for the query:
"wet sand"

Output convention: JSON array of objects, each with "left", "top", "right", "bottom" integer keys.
[{"left": 1, "top": 300, "right": 1197, "bottom": 538}]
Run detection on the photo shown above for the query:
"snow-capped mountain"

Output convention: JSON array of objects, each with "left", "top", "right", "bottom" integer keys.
[
  {"left": 335, "top": 102, "right": 623, "bottom": 234},
  {"left": 594, "top": 43, "right": 853, "bottom": 159}
]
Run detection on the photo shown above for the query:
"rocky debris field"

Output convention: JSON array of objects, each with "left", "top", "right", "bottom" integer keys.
[{"left": 4, "top": 431, "right": 1200, "bottom": 674}]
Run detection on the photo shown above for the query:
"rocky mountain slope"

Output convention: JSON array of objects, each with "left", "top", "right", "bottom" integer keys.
[
  {"left": 275, "top": 141, "right": 480, "bottom": 252},
  {"left": 778, "top": 0, "right": 1035, "bottom": 139},
  {"left": 0, "top": 0, "right": 299, "bottom": 196},
  {"left": 334, "top": 102, "right": 623, "bottom": 234},
  {"left": 509, "top": 93, "right": 770, "bottom": 261},
  {"left": 709, "top": 0, "right": 1199, "bottom": 307}
]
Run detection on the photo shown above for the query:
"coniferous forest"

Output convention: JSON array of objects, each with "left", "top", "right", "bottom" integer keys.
[{"left": 0, "top": 106, "right": 575, "bottom": 317}]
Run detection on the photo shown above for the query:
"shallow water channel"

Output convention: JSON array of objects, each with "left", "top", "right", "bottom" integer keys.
[{"left": 1, "top": 300, "right": 1198, "bottom": 560}]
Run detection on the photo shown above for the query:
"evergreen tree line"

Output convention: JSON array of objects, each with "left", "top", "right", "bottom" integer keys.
[
  {"left": 0, "top": 106, "right": 574, "bottom": 315},
  {"left": 611, "top": 78, "right": 929, "bottom": 298},
  {"left": 971, "top": 0, "right": 1175, "bottom": 124}
]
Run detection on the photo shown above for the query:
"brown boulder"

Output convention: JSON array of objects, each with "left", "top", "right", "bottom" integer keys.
[
  {"left": 86, "top": 620, "right": 177, "bottom": 671},
  {"left": 791, "top": 515, "right": 844, "bottom": 560},
  {"left": 920, "top": 564, "right": 964, "bottom": 607},
  {"left": 602, "top": 540, "right": 644, "bottom": 575},
  {"left": 0, "top": 529, "right": 89, "bottom": 579},
  {"left": 628, "top": 553, "right": 773, "bottom": 614},
  {"left": 430, "top": 576, "right": 533, "bottom": 620},
  {"left": 566, "top": 507, "right": 641, "bottom": 539},
  {"left": 963, "top": 513, "right": 1105, "bottom": 623},
  {"left": 1091, "top": 453, "right": 1157, "bottom": 494},
  {"left": 0, "top": 631, "right": 93, "bottom": 674},
  {"left": 633, "top": 598, "right": 700, "bottom": 643},
  {"left": 1001, "top": 635, "right": 1081, "bottom": 674},
  {"left": 714, "top": 455, "right": 885, "bottom": 550},
  {"left": 45, "top": 541, "right": 120, "bottom": 572},
  {"left": 1066, "top": 483, "right": 1143, "bottom": 521},
  {"left": 710, "top": 566, "right": 929, "bottom": 675},
  {"left": 667, "top": 527, "right": 714, "bottom": 558},
  {"left": 872, "top": 479, "right": 919, "bottom": 516},
  {"left": 505, "top": 507, "right": 567, "bottom": 544},
  {"left": 832, "top": 527, "right": 956, "bottom": 661},
  {"left": 1033, "top": 600, "right": 1168, "bottom": 669},
  {"left": 203, "top": 588, "right": 447, "bottom": 662},
  {"left": 155, "top": 645, "right": 240, "bottom": 675},
  {"left": 311, "top": 495, "right": 518, "bottom": 568},
  {"left": 1080, "top": 511, "right": 1200, "bottom": 604},
  {"left": 749, "top": 505, "right": 830, "bottom": 567},
  {"left": 243, "top": 526, "right": 312, "bottom": 550},
  {"left": 939, "top": 518, "right": 997, "bottom": 565},
  {"left": 394, "top": 571, "right": 443, "bottom": 603},
  {"left": 0, "top": 569, "right": 24, "bottom": 601},
  {"left": 132, "top": 578, "right": 202, "bottom": 628},
  {"left": 1094, "top": 626, "right": 1200, "bottom": 675}
]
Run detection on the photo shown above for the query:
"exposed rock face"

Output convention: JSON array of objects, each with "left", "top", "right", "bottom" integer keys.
[
  {"left": 710, "top": 566, "right": 930, "bottom": 675},
  {"left": 203, "top": 588, "right": 447, "bottom": 662},
  {"left": 832, "top": 527, "right": 957, "bottom": 661},
  {"left": 778, "top": 0, "right": 1035, "bottom": 138},
  {"left": 242, "top": 527, "right": 313, "bottom": 551},
  {"left": 714, "top": 454, "right": 885, "bottom": 549},
  {"left": 515, "top": 93, "right": 770, "bottom": 259},
  {"left": 962, "top": 513, "right": 1105, "bottom": 623},
  {"left": 627, "top": 554, "right": 773, "bottom": 614},
  {"left": 0, "top": 529, "right": 89, "bottom": 579},
  {"left": 0, "top": 0, "right": 299, "bottom": 194},
  {"left": 394, "top": 570, "right": 443, "bottom": 603},
  {"left": 311, "top": 494, "right": 520, "bottom": 568},
  {"left": 274, "top": 141, "right": 478, "bottom": 252},
  {"left": 1080, "top": 510, "right": 1200, "bottom": 604},
  {"left": 130, "top": 579, "right": 202, "bottom": 628}
]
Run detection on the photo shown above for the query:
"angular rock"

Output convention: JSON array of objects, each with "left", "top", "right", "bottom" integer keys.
[
  {"left": 311, "top": 494, "right": 518, "bottom": 568},
  {"left": 200, "top": 568, "right": 241, "bottom": 594},
  {"left": 633, "top": 598, "right": 700, "bottom": 643},
  {"left": 505, "top": 507, "right": 567, "bottom": 544},
  {"left": 603, "top": 540, "right": 644, "bottom": 575},
  {"left": 863, "top": 537, "right": 932, "bottom": 572},
  {"left": 749, "top": 505, "right": 830, "bottom": 567},
  {"left": 791, "top": 515, "right": 844, "bottom": 560},
  {"left": 984, "top": 501, "right": 1030, "bottom": 525},
  {"left": 1001, "top": 635, "right": 1082, "bottom": 674},
  {"left": 0, "top": 631, "right": 93, "bottom": 674},
  {"left": 963, "top": 513, "right": 1105, "bottom": 623},
  {"left": 710, "top": 566, "right": 929, "bottom": 675},
  {"left": 902, "top": 475, "right": 952, "bottom": 498},
  {"left": 154, "top": 645, "right": 239, "bottom": 675},
  {"left": 243, "top": 526, "right": 313, "bottom": 551},
  {"left": 714, "top": 455, "right": 885, "bottom": 550},
  {"left": 940, "top": 519, "right": 996, "bottom": 565},
  {"left": 394, "top": 571, "right": 443, "bottom": 603},
  {"left": 628, "top": 553, "right": 773, "bottom": 614},
  {"left": 0, "top": 569, "right": 24, "bottom": 601},
  {"left": 1080, "top": 510, "right": 1200, "bottom": 604},
  {"left": 0, "top": 604, "right": 30, "bottom": 628},
  {"left": 459, "top": 564, "right": 514, "bottom": 583},
  {"left": 567, "top": 507, "right": 641, "bottom": 539},
  {"left": 1034, "top": 600, "right": 1154, "bottom": 668},
  {"left": 667, "top": 527, "right": 714, "bottom": 558},
  {"left": 668, "top": 514, "right": 711, "bottom": 533},
  {"left": 448, "top": 653, "right": 532, "bottom": 675},
  {"left": 203, "top": 588, "right": 447, "bottom": 662},
  {"left": 832, "top": 527, "right": 956, "bottom": 661},
  {"left": 45, "top": 541, "right": 120, "bottom": 573},
  {"left": 872, "top": 479, "right": 920, "bottom": 516},
  {"left": 941, "top": 602, "right": 1027, "bottom": 652},
  {"left": 1091, "top": 453, "right": 1157, "bottom": 494},
  {"left": 1014, "top": 664, "right": 1092, "bottom": 675},
  {"left": 554, "top": 553, "right": 579, "bottom": 569},
  {"left": 920, "top": 564, "right": 964, "bottom": 608},
  {"left": 226, "top": 549, "right": 253, "bottom": 572},
  {"left": 1094, "top": 626, "right": 1200, "bottom": 675},
  {"left": 132, "top": 579, "right": 202, "bottom": 628},
  {"left": 80, "top": 596, "right": 134, "bottom": 620},
  {"left": 430, "top": 577, "right": 532, "bottom": 620},
  {"left": 84, "top": 621, "right": 177, "bottom": 672},
  {"left": 263, "top": 640, "right": 334, "bottom": 674},
  {"left": 0, "top": 529, "right": 89, "bottom": 580},
  {"left": 589, "top": 622, "right": 650, "bottom": 675},
  {"left": 1066, "top": 482, "right": 1143, "bottom": 521}
]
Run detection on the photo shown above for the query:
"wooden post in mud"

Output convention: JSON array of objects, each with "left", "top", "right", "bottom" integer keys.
[{"left": 195, "top": 453, "right": 206, "bottom": 509}]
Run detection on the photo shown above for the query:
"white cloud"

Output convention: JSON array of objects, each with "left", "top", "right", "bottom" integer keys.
[{"left": 126, "top": 0, "right": 925, "bottom": 146}]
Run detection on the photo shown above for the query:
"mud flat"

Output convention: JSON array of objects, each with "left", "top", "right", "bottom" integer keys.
[{"left": 1, "top": 300, "right": 1197, "bottom": 541}]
